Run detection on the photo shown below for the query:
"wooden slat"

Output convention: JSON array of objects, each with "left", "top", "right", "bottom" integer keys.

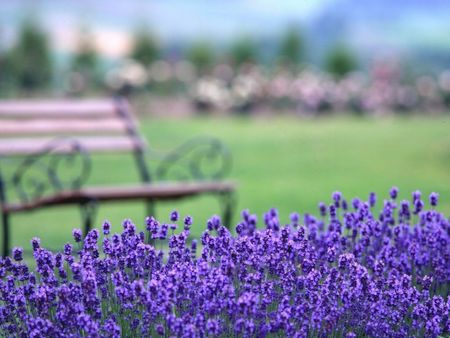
[
  {"left": 0, "top": 136, "right": 146, "bottom": 155},
  {"left": 2, "top": 182, "right": 236, "bottom": 213},
  {"left": 0, "top": 99, "right": 116, "bottom": 118},
  {"left": 0, "top": 118, "right": 127, "bottom": 135}
]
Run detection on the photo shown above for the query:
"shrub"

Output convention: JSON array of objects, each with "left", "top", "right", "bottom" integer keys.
[
  {"left": 6, "top": 18, "right": 52, "bottom": 92},
  {"left": 229, "top": 36, "right": 259, "bottom": 67},
  {"left": 0, "top": 189, "right": 449, "bottom": 337},
  {"left": 324, "top": 44, "right": 358, "bottom": 79},
  {"left": 130, "top": 28, "right": 160, "bottom": 67},
  {"left": 278, "top": 25, "right": 304, "bottom": 67},
  {"left": 186, "top": 41, "right": 215, "bottom": 73}
]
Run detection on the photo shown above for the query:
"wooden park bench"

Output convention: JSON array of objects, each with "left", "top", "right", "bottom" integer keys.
[{"left": 0, "top": 97, "right": 236, "bottom": 256}]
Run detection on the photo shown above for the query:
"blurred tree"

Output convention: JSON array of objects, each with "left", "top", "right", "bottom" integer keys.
[
  {"left": 278, "top": 26, "right": 304, "bottom": 66},
  {"left": 0, "top": 48, "right": 12, "bottom": 94},
  {"left": 324, "top": 44, "right": 358, "bottom": 78},
  {"left": 7, "top": 18, "right": 52, "bottom": 92},
  {"left": 0, "top": 25, "right": 6, "bottom": 90},
  {"left": 70, "top": 28, "right": 100, "bottom": 89},
  {"left": 130, "top": 28, "right": 159, "bottom": 66},
  {"left": 186, "top": 41, "right": 215, "bottom": 73},
  {"left": 229, "top": 36, "right": 258, "bottom": 67}
]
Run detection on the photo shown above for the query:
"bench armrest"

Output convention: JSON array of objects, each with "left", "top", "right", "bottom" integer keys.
[
  {"left": 150, "top": 136, "right": 232, "bottom": 182},
  {"left": 3, "top": 138, "right": 91, "bottom": 204}
]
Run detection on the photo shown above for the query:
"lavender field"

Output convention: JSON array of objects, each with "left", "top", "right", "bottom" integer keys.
[{"left": 1, "top": 189, "right": 449, "bottom": 336}]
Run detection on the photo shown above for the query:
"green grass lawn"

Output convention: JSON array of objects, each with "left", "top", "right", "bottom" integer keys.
[{"left": 4, "top": 115, "right": 450, "bottom": 253}]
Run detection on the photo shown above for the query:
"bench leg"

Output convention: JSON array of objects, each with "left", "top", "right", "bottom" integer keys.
[
  {"left": 1, "top": 212, "right": 10, "bottom": 257},
  {"left": 80, "top": 200, "right": 97, "bottom": 236},
  {"left": 145, "top": 199, "right": 155, "bottom": 219},
  {"left": 221, "top": 192, "right": 236, "bottom": 230}
]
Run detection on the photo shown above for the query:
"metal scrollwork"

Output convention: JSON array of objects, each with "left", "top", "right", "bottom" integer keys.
[
  {"left": 154, "top": 136, "right": 232, "bottom": 182},
  {"left": 10, "top": 138, "right": 91, "bottom": 203}
]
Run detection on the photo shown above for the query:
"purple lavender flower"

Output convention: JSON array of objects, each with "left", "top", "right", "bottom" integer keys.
[
  {"left": 156, "top": 324, "right": 165, "bottom": 336},
  {"left": 31, "top": 237, "right": 40, "bottom": 251},
  {"left": 369, "top": 192, "right": 377, "bottom": 207},
  {"left": 400, "top": 200, "right": 411, "bottom": 221},
  {"left": 145, "top": 216, "right": 159, "bottom": 238},
  {"left": 63, "top": 243, "right": 72, "bottom": 256},
  {"left": 72, "top": 228, "right": 82, "bottom": 243},
  {"left": 102, "top": 318, "right": 121, "bottom": 338},
  {"left": 170, "top": 210, "right": 179, "bottom": 222},
  {"left": 342, "top": 199, "right": 348, "bottom": 210},
  {"left": 352, "top": 198, "right": 361, "bottom": 209},
  {"left": 390, "top": 186, "right": 399, "bottom": 199},
  {"left": 329, "top": 205, "right": 337, "bottom": 219},
  {"left": 189, "top": 238, "right": 197, "bottom": 249},
  {"left": 184, "top": 215, "right": 193, "bottom": 226},
  {"left": 429, "top": 192, "right": 439, "bottom": 207},
  {"left": 211, "top": 215, "right": 221, "bottom": 230},
  {"left": 332, "top": 191, "right": 342, "bottom": 207},
  {"left": 290, "top": 212, "right": 300, "bottom": 224},
  {"left": 412, "top": 190, "right": 421, "bottom": 202},
  {"left": 159, "top": 223, "right": 169, "bottom": 240},
  {"left": 414, "top": 199, "right": 424, "bottom": 214},
  {"left": 102, "top": 220, "right": 111, "bottom": 235},
  {"left": 319, "top": 202, "right": 327, "bottom": 217},
  {"left": 206, "top": 319, "right": 220, "bottom": 335},
  {"left": 12, "top": 247, "right": 23, "bottom": 262}
]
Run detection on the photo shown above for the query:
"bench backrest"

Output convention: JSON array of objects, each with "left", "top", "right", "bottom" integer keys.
[
  {"left": 0, "top": 97, "right": 146, "bottom": 155},
  {"left": 0, "top": 97, "right": 151, "bottom": 204}
]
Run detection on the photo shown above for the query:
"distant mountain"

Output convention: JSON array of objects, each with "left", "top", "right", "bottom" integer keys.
[{"left": 308, "top": 0, "right": 450, "bottom": 71}]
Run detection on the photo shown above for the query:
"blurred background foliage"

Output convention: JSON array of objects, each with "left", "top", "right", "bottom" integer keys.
[
  {"left": 1, "top": 18, "right": 52, "bottom": 94},
  {"left": 130, "top": 27, "right": 160, "bottom": 67},
  {"left": 1, "top": 9, "right": 449, "bottom": 117},
  {"left": 324, "top": 44, "right": 357, "bottom": 79},
  {"left": 68, "top": 27, "right": 101, "bottom": 93},
  {"left": 0, "top": 2, "right": 450, "bottom": 116},
  {"left": 186, "top": 41, "right": 215, "bottom": 74},
  {"left": 278, "top": 26, "right": 304, "bottom": 67}
]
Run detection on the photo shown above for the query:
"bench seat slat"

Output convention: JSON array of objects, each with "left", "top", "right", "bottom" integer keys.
[
  {"left": 1, "top": 182, "right": 236, "bottom": 213},
  {"left": 0, "top": 136, "right": 146, "bottom": 155},
  {"left": 0, "top": 99, "right": 116, "bottom": 118},
  {"left": 0, "top": 118, "right": 127, "bottom": 135}
]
